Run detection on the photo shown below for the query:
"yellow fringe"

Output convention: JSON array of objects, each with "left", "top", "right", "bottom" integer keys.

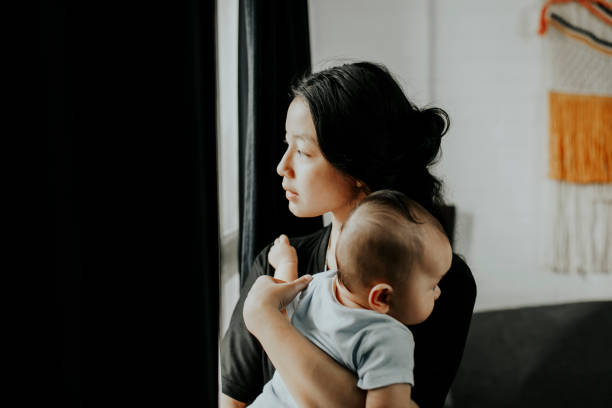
[{"left": 549, "top": 91, "right": 612, "bottom": 183}]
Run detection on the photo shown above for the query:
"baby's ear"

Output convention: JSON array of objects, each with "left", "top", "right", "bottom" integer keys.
[{"left": 367, "top": 283, "right": 393, "bottom": 314}]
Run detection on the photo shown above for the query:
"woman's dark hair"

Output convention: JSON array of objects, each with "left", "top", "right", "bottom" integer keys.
[{"left": 290, "top": 62, "right": 449, "bottom": 218}]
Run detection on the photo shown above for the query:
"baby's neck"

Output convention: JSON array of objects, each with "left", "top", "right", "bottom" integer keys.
[{"left": 333, "top": 276, "right": 371, "bottom": 310}]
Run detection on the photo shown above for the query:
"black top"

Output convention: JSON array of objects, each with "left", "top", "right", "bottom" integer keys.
[{"left": 220, "top": 225, "right": 477, "bottom": 407}]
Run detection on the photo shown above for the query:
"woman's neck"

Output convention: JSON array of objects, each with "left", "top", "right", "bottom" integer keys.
[
  {"left": 326, "top": 213, "right": 345, "bottom": 271},
  {"left": 326, "top": 193, "right": 366, "bottom": 270}
]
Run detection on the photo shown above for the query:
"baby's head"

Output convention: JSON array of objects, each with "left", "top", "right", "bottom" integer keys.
[{"left": 336, "top": 190, "right": 453, "bottom": 325}]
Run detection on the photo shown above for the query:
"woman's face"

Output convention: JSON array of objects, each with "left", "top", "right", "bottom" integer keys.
[{"left": 277, "top": 97, "right": 359, "bottom": 219}]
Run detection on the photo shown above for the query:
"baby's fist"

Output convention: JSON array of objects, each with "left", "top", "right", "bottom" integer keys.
[{"left": 268, "top": 234, "right": 297, "bottom": 269}]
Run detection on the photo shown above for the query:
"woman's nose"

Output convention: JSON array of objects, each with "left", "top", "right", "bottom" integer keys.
[{"left": 277, "top": 150, "right": 293, "bottom": 178}]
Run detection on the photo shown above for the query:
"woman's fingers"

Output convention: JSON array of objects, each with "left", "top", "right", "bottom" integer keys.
[
  {"left": 252, "top": 275, "right": 312, "bottom": 309},
  {"left": 291, "top": 274, "right": 312, "bottom": 292},
  {"left": 243, "top": 274, "right": 313, "bottom": 335},
  {"left": 275, "top": 275, "right": 312, "bottom": 309},
  {"left": 269, "top": 274, "right": 312, "bottom": 299}
]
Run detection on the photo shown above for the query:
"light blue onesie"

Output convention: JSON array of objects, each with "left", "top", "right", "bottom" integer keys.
[{"left": 248, "top": 270, "right": 415, "bottom": 407}]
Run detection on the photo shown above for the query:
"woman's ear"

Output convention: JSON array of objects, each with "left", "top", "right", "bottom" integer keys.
[
  {"left": 367, "top": 283, "right": 393, "bottom": 314},
  {"left": 352, "top": 179, "right": 370, "bottom": 201}
]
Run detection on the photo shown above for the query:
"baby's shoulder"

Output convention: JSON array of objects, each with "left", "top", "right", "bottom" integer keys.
[{"left": 297, "top": 269, "right": 335, "bottom": 299}]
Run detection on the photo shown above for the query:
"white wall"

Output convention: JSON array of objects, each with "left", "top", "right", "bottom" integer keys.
[
  {"left": 309, "top": 0, "right": 432, "bottom": 105},
  {"left": 309, "top": 0, "right": 612, "bottom": 312}
]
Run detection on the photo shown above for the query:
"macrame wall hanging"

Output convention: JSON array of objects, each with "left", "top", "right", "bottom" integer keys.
[{"left": 539, "top": 0, "right": 612, "bottom": 274}]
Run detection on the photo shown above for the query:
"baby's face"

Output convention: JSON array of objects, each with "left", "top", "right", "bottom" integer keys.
[{"left": 389, "top": 227, "right": 452, "bottom": 326}]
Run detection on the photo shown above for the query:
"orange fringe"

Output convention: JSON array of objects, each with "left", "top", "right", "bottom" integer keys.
[
  {"left": 539, "top": 0, "right": 612, "bottom": 35},
  {"left": 549, "top": 91, "right": 612, "bottom": 183}
]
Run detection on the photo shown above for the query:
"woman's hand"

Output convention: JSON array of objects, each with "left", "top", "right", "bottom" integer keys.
[
  {"left": 241, "top": 274, "right": 366, "bottom": 408},
  {"left": 242, "top": 274, "right": 312, "bottom": 337}
]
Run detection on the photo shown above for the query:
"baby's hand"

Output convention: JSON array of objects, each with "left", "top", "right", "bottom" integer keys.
[{"left": 268, "top": 234, "right": 298, "bottom": 270}]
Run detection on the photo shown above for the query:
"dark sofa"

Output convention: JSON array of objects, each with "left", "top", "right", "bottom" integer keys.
[{"left": 447, "top": 301, "right": 612, "bottom": 408}]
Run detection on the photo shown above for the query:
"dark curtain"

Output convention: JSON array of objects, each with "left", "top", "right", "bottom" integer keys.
[
  {"left": 238, "top": 0, "right": 322, "bottom": 287},
  {"left": 44, "top": 1, "right": 218, "bottom": 406}
]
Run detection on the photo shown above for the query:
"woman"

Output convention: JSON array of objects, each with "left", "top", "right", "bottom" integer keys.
[{"left": 221, "top": 62, "right": 476, "bottom": 408}]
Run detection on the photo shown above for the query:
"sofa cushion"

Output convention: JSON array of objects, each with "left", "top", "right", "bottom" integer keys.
[{"left": 449, "top": 301, "right": 612, "bottom": 408}]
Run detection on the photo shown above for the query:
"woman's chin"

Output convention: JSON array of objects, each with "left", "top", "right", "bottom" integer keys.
[
  {"left": 288, "top": 203, "right": 304, "bottom": 217},
  {"left": 288, "top": 202, "right": 318, "bottom": 218}
]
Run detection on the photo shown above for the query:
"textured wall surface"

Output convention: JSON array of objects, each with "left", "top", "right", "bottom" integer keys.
[{"left": 308, "top": 0, "right": 612, "bottom": 311}]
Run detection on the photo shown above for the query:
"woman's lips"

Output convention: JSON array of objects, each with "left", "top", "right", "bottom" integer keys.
[{"left": 285, "top": 189, "right": 298, "bottom": 201}]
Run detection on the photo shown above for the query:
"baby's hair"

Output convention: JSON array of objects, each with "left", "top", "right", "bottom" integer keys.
[{"left": 336, "top": 190, "right": 445, "bottom": 292}]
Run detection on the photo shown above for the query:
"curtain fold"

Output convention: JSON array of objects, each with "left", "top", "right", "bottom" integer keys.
[
  {"left": 238, "top": 0, "right": 322, "bottom": 286},
  {"left": 45, "top": 1, "right": 219, "bottom": 405}
]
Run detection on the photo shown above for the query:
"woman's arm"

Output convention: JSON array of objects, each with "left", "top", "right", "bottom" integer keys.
[
  {"left": 220, "top": 247, "right": 274, "bottom": 404},
  {"left": 221, "top": 247, "right": 455, "bottom": 407},
  {"left": 220, "top": 243, "right": 365, "bottom": 406},
  {"left": 243, "top": 275, "right": 367, "bottom": 408}
]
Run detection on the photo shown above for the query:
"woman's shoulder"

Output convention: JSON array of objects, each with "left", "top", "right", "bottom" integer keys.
[
  {"left": 444, "top": 253, "right": 477, "bottom": 303},
  {"left": 450, "top": 253, "right": 471, "bottom": 275}
]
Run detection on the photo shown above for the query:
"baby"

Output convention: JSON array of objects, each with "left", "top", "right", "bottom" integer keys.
[{"left": 248, "top": 189, "right": 453, "bottom": 407}]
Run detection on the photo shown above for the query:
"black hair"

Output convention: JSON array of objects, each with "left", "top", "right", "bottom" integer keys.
[{"left": 291, "top": 62, "right": 449, "bottom": 218}]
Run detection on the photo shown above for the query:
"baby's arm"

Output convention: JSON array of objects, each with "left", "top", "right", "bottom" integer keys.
[
  {"left": 356, "top": 323, "right": 418, "bottom": 408},
  {"left": 366, "top": 384, "right": 416, "bottom": 408},
  {"left": 268, "top": 234, "right": 298, "bottom": 282}
]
